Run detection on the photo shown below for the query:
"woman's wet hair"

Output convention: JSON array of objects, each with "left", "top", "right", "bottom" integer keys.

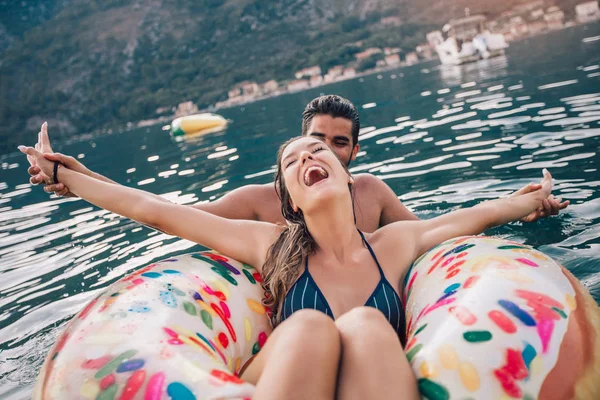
[{"left": 261, "top": 137, "right": 354, "bottom": 326}]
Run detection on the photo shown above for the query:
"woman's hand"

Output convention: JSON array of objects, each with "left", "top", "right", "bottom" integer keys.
[
  {"left": 26, "top": 123, "right": 87, "bottom": 197},
  {"left": 19, "top": 146, "right": 58, "bottom": 183},
  {"left": 513, "top": 168, "right": 554, "bottom": 220},
  {"left": 26, "top": 122, "right": 50, "bottom": 169},
  {"left": 535, "top": 168, "right": 554, "bottom": 204},
  {"left": 385, "top": 169, "right": 558, "bottom": 264},
  {"left": 29, "top": 153, "right": 91, "bottom": 197},
  {"left": 511, "top": 169, "right": 568, "bottom": 222}
]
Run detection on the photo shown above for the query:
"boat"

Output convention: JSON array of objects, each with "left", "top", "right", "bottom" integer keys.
[
  {"left": 170, "top": 113, "right": 228, "bottom": 138},
  {"left": 429, "top": 15, "right": 508, "bottom": 65}
]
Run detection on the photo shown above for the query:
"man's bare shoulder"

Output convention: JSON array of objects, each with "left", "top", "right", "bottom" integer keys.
[
  {"left": 353, "top": 173, "right": 399, "bottom": 208},
  {"left": 238, "top": 183, "right": 282, "bottom": 224},
  {"left": 353, "top": 173, "right": 418, "bottom": 224},
  {"left": 193, "top": 182, "right": 279, "bottom": 221},
  {"left": 353, "top": 173, "right": 388, "bottom": 192}
]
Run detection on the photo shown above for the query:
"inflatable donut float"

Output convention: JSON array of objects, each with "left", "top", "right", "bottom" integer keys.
[
  {"left": 34, "top": 237, "right": 600, "bottom": 399},
  {"left": 34, "top": 252, "right": 271, "bottom": 400},
  {"left": 402, "top": 236, "right": 600, "bottom": 400}
]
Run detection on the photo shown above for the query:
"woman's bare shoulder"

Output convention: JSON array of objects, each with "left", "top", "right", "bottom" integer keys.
[
  {"left": 369, "top": 219, "right": 421, "bottom": 242},
  {"left": 364, "top": 223, "right": 420, "bottom": 283}
]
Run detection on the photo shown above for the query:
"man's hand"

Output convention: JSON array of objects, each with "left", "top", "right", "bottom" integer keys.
[{"left": 511, "top": 170, "right": 569, "bottom": 223}]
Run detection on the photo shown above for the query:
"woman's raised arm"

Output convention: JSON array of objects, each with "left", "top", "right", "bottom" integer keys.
[
  {"left": 19, "top": 145, "right": 280, "bottom": 269},
  {"left": 380, "top": 169, "right": 554, "bottom": 265}
]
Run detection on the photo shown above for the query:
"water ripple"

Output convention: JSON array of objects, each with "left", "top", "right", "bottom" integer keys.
[{"left": 1, "top": 25, "right": 599, "bottom": 397}]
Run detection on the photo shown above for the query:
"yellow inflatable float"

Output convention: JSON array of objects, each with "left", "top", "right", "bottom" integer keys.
[
  {"left": 170, "top": 114, "right": 228, "bottom": 138},
  {"left": 34, "top": 237, "right": 600, "bottom": 399}
]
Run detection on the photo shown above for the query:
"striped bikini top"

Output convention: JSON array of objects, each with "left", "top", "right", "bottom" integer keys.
[{"left": 279, "top": 231, "right": 406, "bottom": 344}]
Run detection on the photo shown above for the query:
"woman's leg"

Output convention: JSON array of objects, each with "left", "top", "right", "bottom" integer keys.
[
  {"left": 335, "top": 307, "right": 419, "bottom": 400},
  {"left": 241, "top": 309, "right": 341, "bottom": 400}
]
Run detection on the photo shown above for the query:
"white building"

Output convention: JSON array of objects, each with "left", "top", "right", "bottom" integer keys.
[
  {"left": 228, "top": 87, "right": 241, "bottom": 99},
  {"left": 530, "top": 8, "right": 545, "bottom": 19},
  {"left": 328, "top": 66, "right": 343, "bottom": 76},
  {"left": 295, "top": 66, "right": 322, "bottom": 80},
  {"left": 385, "top": 54, "right": 401, "bottom": 66},
  {"left": 324, "top": 66, "right": 344, "bottom": 83},
  {"left": 576, "top": 1, "right": 600, "bottom": 23},
  {"left": 416, "top": 44, "right": 434, "bottom": 60},
  {"left": 405, "top": 52, "right": 419, "bottom": 65},
  {"left": 261, "top": 80, "right": 278, "bottom": 94},
  {"left": 510, "top": 16, "right": 530, "bottom": 37},
  {"left": 528, "top": 19, "right": 547, "bottom": 35},
  {"left": 309, "top": 75, "right": 324, "bottom": 87},
  {"left": 242, "top": 82, "right": 260, "bottom": 97},
  {"left": 287, "top": 79, "right": 310, "bottom": 92},
  {"left": 544, "top": 6, "right": 565, "bottom": 30},
  {"left": 343, "top": 68, "right": 357, "bottom": 78},
  {"left": 354, "top": 48, "right": 382, "bottom": 61}
]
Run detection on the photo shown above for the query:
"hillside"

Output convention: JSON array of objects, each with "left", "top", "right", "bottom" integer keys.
[{"left": 0, "top": 0, "right": 581, "bottom": 152}]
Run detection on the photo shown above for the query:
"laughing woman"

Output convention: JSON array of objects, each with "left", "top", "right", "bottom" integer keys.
[{"left": 20, "top": 135, "right": 556, "bottom": 400}]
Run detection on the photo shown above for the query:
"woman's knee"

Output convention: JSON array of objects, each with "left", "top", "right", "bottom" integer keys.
[
  {"left": 336, "top": 307, "right": 399, "bottom": 347},
  {"left": 277, "top": 309, "right": 340, "bottom": 349},
  {"left": 242, "top": 310, "right": 340, "bottom": 385}
]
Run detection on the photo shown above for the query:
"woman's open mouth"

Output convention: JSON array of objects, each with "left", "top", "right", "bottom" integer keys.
[{"left": 304, "top": 166, "right": 329, "bottom": 186}]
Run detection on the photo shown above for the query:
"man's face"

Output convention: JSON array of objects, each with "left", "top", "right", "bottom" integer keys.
[{"left": 305, "top": 115, "right": 359, "bottom": 166}]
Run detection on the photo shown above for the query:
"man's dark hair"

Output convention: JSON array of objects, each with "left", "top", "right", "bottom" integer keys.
[{"left": 301, "top": 95, "right": 360, "bottom": 147}]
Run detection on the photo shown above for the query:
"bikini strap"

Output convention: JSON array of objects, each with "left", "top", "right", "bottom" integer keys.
[{"left": 358, "top": 230, "right": 386, "bottom": 277}]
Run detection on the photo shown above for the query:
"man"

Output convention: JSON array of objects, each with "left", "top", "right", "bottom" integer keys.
[{"left": 28, "top": 95, "right": 567, "bottom": 231}]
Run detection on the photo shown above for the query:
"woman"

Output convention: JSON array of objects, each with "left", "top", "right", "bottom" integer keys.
[{"left": 20, "top": 136, "right": 554, "bottom": 400}]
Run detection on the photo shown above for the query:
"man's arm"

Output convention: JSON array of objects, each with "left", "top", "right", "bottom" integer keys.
[{"left": 191, "top": 184, "right": 267, "bottom": 220}]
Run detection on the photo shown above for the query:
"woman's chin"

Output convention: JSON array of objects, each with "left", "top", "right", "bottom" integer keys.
[{"left": 302, "top": 185, "right": 348, "bottom": 213}]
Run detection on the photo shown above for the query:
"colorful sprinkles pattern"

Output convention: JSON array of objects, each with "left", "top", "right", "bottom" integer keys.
[
  {"left": 36, "top": 252, "right": 270, "bottom": 400},
  {"left": 37, "top": 237, "right": 576, "bottom": 399},
  {"left": 404, "top": 236, "right": 576, "bottom": 399}
]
